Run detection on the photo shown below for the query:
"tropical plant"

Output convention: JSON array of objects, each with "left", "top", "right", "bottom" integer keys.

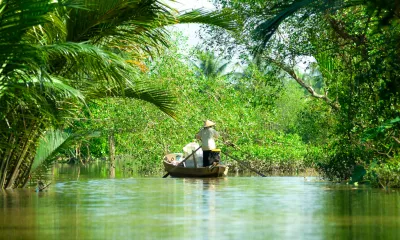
[
  {"left": 66, "top": 40, "right": 319, "bottom": 175},
  {"left": 191, "top": 50, "right": 232, "bottom": 79},
  {"left": 29, "top": 129, "right": 102, "bottom": 182},
  {"left": 0, "top": 0, "right": 237, "bottom": 188}
]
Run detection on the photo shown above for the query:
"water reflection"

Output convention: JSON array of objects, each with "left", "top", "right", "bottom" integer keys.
[
  {"left": 319, "top": 185, "right": 400, "bottom": 240},
  {"left": 1, "top": 176, "right": 400, "bottom": 240},
  {"left": 179, "top": 178, "right": 226, "bottom": 239}
]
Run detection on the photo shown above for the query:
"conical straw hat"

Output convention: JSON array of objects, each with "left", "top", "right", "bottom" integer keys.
[{"left": 204, "top": 120, "right": 216, "bottom": 127}]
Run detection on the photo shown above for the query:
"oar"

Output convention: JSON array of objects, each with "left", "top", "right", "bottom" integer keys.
[
  {"left": 222, "top": 151, "right": 266, "bottom": 177},
  {"left": 162, "top": 146, "right": 202, "bottom": 178}
]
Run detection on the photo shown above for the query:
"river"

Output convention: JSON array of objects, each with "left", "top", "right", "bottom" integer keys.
[{"left": 1, "top": 163, "right": 400, "bottom": 240}]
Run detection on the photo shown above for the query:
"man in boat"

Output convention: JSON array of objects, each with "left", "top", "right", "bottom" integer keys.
[{"left": 195, "top": 120, "right": 220, "bottom": 167}]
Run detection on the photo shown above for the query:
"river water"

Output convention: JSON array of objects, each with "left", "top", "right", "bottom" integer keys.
[{"left": 1, "top": 164, "right": 400, "bottom": 240}]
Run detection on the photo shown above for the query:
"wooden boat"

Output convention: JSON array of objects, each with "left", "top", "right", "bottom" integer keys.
[{"left": 163, "top": 153, "right": 228, "bottom": 178}]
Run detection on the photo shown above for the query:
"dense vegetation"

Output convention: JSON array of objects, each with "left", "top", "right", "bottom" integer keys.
[
  {"left": 0, "top": 0, "right": 235, "bottom": 188},
  {"left": 1, "top": 0, "right": 399, "bottom": 189},
  {"left": 202, "top": 0, "right": 400, "bottom": 187},
  {"left": 64, "top": 38, "right": 324, "bottom": 176}
]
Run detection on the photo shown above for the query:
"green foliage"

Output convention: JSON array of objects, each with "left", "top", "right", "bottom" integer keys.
[
  {"left": 234, "top": 132, "right": 309, "bottom": 173},
  {"left": 31, "top": 130, "right": 72, "bottom": 174},
  {"left": 31, "top": 129, "right": 101, "bottom": 179},
  {"left": 68, "top": 36, "right": 324, "bottom": 175},
  {"left": 366, "top": 157, "right": 400, "bottom": 188},
  {"left": 0, "top": 0, "right": 239, "bottom": 188},
  {"left": 349, "top": 165, "right": 366, "bottom": 184},
  {"left": 207, "top": 0, "right": 400, "bottom": 187},
  {"left": 362, "top": 117, "right": 400, "bottom": 142},
  {"left": 191, "top": 50, "right": 231, "bottom": 79}
]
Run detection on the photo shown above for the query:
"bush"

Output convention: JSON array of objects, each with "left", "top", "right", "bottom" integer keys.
[{"left": 366, "top": 157, "right": 400, "bottom": 188}]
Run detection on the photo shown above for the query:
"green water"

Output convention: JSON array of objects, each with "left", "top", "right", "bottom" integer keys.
[{"left": 1, "top": 164, "right": 400, "bottom": 240}]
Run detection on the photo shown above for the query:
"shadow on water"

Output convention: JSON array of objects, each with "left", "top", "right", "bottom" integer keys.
[{"left": 1, "top": 163, "right": 400, "bottom": 240}]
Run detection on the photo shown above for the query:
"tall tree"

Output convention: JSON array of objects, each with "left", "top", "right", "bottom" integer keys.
[{"left": 191, "top": 50, "right": 231, "bottom": 79}]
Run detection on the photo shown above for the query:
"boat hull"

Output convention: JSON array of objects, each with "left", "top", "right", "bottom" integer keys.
[{"left": 163, "top": 161, "right": 228, "bottom": 178}]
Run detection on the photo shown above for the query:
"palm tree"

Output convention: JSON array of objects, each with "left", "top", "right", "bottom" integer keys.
[
  {"left": 0, "top": 0, "right": 237, "bottom": 188},
  {"left": 192, "top": 51, "right": 232, "bottom": 79}
]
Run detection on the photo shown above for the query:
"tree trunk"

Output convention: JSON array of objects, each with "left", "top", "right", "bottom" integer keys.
[
  {"left": 86, "top": 144, "right": 91, "bottom": 163},
  {"left": 5, "top": 122, "right": 38, "bottom": 189},
  {"left": 21, "top": 150, "right": 37, "bottom": 188},
  {"left": 108, "top": 132, "right": 116, "bottom": 178},
  {"left": 0, "top": 135, "right": 15, "bottom": 189},
  {"left": 265, "top": 56, "right": 340, "bottom": 110}
]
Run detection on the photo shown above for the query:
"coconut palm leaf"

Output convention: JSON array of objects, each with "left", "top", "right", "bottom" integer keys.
[
  {"left": 65, "top": 0, "right": 174, "bottom": 43},
  {"left": 43, "top": 42, "right": 136, "bottom": 86},
  {"left": 60, "top": 0, "right": 237, "bottom": 56},
  {"left": 0, "top": 83, "right": 81, "bottom": 133},
  {"left": 90, "top": 84, "right": 176, "bottom": 119},
  {"left": 0, "top": 0, "right": 58, "bottom": 43},
  {"left": 30, "top": 129, "right": 71, "bottom": 173},
  {"left": 313, "top": 51, "right": 337, "bottom": 80},
  {"left": 30, "top": 129, "right": 101, "bottom": 173},
  {"left": 192, "top": 51, "right": 231, "bottom": 79},
  {"left": 176, "top": 8, "right": 237, "bottom": 31},
  {"left": 42, "top": 42, "right": 177, "bottom": 117},
  {"left": 0, "top": 0, "right": 80, "bottom": 76},
  {"left": 0, "top": 76, "right": 84, "bottom": 113}
]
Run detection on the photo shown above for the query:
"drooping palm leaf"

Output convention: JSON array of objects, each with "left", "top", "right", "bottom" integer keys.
[
  {"left": 253, "top": 0, "right": 315, "bottom": 54},
  {"left": 0, "top": 0, "right": 58, "bottom": 43},
  {"left": 30, "top": 129, "right": 101, "bottom": 173},
  {"left": 30, "top": 129, "right": 71, "bottom": 173},
  {"left": 90, "top": 84, "right": 177, "bottom": 119},
  {"left": 0, "top": 77, "right": 84, "bottom": 132},
  {"left": 176, "top": 8, "right": 237, "bottom": 31},
  {"left": 313, "top": 51, "right": 337, "bottom": 80},
  {"left": 192, "top": 51, "right": 231, "bottom": 79},
  {"left": 0, "top": 0, "right": 79, "bottom": 77},
  {"left": 43, "top": 42, "right": 177, "bottom": 117},
  {"left": 63, "top": 0, "right": 237, "bottom": 56},
  {"left": 65, "top": 0, "right": 174, "bottom": 43}
]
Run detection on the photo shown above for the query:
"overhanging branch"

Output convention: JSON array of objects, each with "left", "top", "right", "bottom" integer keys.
[{"left": 266, "top": 57, "right": 340, "bottom": 110}]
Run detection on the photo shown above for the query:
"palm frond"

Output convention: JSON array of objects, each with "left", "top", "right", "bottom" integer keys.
[
  {"left": 64, "top": 1, "right": 237, "bottom": 57},
  {"left": 0, "top": 0, "right": 81, "bottom": 76},
  {"left": 30, "top": 129, "right": 101, "bottom": 173},
  {"left": 25, "top": 11, "right": 68, "bottom": 45},
  {"left": 0, "top": 0, "right": 58, "bottom": 43},
  {"left": 0, "top": 77, "right": 84, "bottom": 129},
  {"left": 42, "top": 42, "right": 177, "bottom": 118},
  {"left": 44, "top": 42, "right": 138, "bottom": 88},
  {"left": 314, "top": 51, "right": 336, "bottom": 79},
  {"left": 30, "top": 129, "right": 71, "bottom": 173},
  {"left": 2, "top": 75, "right": 85, "bottom": 103},
  {"left": 65, "top": 0, "right": 173, "bottom": 43},
  {"left": 91, "top": 84, "right": 177, "bottom": 119},
  {"left": 192, "top": 51, "right": 231, "bottom": 79},
  {"left": 176, "top": 8, "right": 238, "bottom": 31}
]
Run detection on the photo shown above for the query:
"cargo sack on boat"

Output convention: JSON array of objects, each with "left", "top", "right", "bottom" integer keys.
[{"left": 183, "top": 142, "right": 203, "bottom": 167}]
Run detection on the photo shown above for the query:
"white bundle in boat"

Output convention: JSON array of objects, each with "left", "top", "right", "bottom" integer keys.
[{"left": 182, "top": 142, "right": 203, "bottom": 168}]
